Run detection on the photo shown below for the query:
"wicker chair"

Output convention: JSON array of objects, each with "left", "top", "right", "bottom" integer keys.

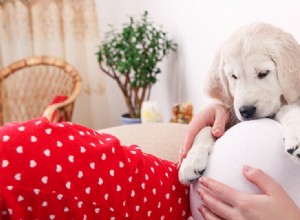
[{"left": 0, "top": 56, "right": 82, "bottom": 125}]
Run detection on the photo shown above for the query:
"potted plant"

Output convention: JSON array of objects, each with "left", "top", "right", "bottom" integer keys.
[{"left": 97, "top": 11, "right": 177, "bottom": 123}]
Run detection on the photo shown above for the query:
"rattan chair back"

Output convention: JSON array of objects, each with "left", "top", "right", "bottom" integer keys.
[{"left": 0, "top": 56, "right": 82, "bottom": 125}]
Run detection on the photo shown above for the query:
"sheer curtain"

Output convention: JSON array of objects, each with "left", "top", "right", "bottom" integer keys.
[{"left": 0, "top": 0, "right": 109, "bottom": 129}]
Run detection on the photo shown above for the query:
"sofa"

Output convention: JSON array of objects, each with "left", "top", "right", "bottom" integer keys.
[{"left": 99, "top": 122, "right": 188, "bottom": 163}]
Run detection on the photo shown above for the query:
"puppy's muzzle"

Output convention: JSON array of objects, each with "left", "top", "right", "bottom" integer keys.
[{"left": 239, "top": 105, "right": 256, "bottom": 119}]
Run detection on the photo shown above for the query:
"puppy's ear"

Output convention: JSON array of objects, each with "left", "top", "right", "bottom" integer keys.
[
  {"left": 271, "top": 32, "right": 300, "bottom": 104},
  {"left": 204, "top": 48, "right": 233, "bottom": 107}
]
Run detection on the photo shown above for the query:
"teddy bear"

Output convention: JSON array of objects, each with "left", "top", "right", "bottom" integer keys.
[{"left": 170, "top": 102, "right": 193, "bottom": 124}]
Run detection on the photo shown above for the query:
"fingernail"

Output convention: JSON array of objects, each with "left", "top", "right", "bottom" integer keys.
[
  {"left": 198, "top": 205, "right": 207, "bottom": 214},
  {"left": 198, "top": 176, "right": 207, "bottom": 186},
  {"left": 214, "top": 128, "right": 222, "bottom": 134},
  {"left": 198, "top": 205, "right": 204, "bottom": 212},
  {"left": 197, "top": 187, "right": 204, "bottom": 199},
  {"left": 242, "top": 165, "right": 253, "bottom": 173},
  {"left": 213, "top": 128, "right": 222, "bottom": 137}
]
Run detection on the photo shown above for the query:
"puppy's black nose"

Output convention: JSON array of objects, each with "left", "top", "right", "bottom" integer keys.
[{"left": 239, "top": 105, "right": 256, "bottom": 119}]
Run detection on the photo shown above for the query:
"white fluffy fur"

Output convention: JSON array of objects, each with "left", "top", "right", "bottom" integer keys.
[{"left": 179, "top": 23, "right": 300, "bottom": 184}]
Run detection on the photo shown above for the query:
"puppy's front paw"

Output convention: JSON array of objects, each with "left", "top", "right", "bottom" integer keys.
[
  {"left": 179, "top": 150, "right": 209, "bottom": 185},
  {"left": 276, "top": 105, "right": 300, "bottom": 163},
  {"left": 178, "top": 127, "right": 215, "bottom": 185}
]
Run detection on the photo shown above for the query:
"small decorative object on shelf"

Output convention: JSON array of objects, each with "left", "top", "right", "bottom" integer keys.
[
  {"left": 170, "top": 102, "right": 193, "bottom": 124},
  {"left": 141, "top": 101, "right": 162, "bottom": 123}
]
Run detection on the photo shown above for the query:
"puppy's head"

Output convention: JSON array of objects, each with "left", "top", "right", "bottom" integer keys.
[{"left": 205, "top": 22, "right": 300, "bottom": 121}]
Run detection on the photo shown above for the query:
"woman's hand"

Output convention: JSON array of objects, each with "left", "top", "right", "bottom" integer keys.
[
  {"left": 178, "top": 103, "right": 229, "bottom": 165},
  {"left": 198, "top": 165, "right": 300, "bottom": 220}
]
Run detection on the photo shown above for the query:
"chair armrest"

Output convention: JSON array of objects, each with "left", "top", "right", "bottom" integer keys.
[{"left": 43, "top": 81, "right": 82, "bottom": 122}]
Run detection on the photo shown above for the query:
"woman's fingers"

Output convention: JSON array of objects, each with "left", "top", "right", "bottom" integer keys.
[
  {"left": 212, "top": 105, "right": 229, "bottom": 137},
  {"left": 199, "top": 177, "right": 241, "bottom": 206},
  {"left": 199, "top": 166, "right": 300, "bottom": 220},
  {"left": 242, "top": 165, "right": 283, "bottom": 196},
  {"left": 198, "top": 205, "right": 225, "bottom": 220},
  {"left": 198, "top": 186, "right": 233, "bottom": 219}
]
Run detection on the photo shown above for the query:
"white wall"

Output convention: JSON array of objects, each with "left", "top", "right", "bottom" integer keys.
[{"left": 95, "top": 0, "right": 300, "bottom": 127}]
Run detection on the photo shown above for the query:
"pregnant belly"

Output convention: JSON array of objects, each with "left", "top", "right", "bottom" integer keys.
[{"left": 189, "top": 119, "right": 300, "bottom": 219}]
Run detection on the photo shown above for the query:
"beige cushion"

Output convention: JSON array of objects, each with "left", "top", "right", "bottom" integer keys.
[{"left": 99, "top": 123, "right": 187, "bottom": 163}]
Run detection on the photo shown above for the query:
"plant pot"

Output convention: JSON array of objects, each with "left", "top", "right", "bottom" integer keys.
[{"left": 120, "top": 113, "right": 141, "bottom": 125}]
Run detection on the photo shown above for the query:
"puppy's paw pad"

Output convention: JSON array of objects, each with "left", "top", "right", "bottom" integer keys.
[
  {"left": 286, "top": 147, "right": 298, "bottom": 155},
  {"left": 285, "top": 145, "right": 300, "bottom": 162}
]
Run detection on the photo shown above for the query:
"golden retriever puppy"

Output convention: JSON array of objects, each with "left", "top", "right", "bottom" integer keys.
[{"left": 179, "top": 22, "right": 300, "bottom": 184}]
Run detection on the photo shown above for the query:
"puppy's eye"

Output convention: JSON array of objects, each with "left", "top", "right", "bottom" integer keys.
[
  {"left": 258, "top": 70, "right": 270, "bottom": 79},
  {"left": 231, "top": 74, "right": 238, "bottom": 80}
]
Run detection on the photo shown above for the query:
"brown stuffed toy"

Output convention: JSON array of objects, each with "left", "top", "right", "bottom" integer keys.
[{"left": 170, "top": 102, "right": 193, "bottom": 124}]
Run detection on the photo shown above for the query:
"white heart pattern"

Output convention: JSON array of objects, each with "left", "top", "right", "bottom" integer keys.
[
  {"left": 165, "top": 193, "right": 170, "bottom": 199},
  {"left": 128, "top": 176, "right": 132, "bottom": 183},
  {"left": 98, "top": 178, "right": 103, "bottom": 185},
  {"left": 2, "top": 160, "right": 9, "bottom": 168},
  {"left": 44, "top": 149, "right": 50, "bottom": 157},
  {"left": 30, "top": 136, "right": 37, "bottom": 142},
  {"left": 85, "top": 187, "right": 91, "bottom": 194},
  {"left": 16, "top": 146, "right": 23, "bottom": 153},
  {"left": 90, "top": 162, "right": 95, "bottom": 169},
  {"left": 152, "top": 188, "right": 156, "bottom": 195},
  {"left": 116, "top": 185, "right": 121, "bottom": 191},
  {"left": 78, "top": 171, "right": 83, "bottom": 178},
  {"left": 17, "top": 195, "right": 24, "bottom": 202},
  {"left": 109, "top": 169, "right": 114, "bottom": 176},
  {"left": 45, "top": 128, "right": 52, "bottom": 135},
  {"left": 56, "top": 165, "right": 62, "bottom": 173},
  {"left": 29, "top": 160, "right": 37, "bottom": 168},
  {"left": 131, "top": 190, "right": 135, "bottom": 197},
  {"left": 41, "top": 176, "right": 48, "bottom": 184},
  {"left": 15, "top": 173, "right": 21, "bottom": 181},
  {"left": 33, "top": 189, "right": 40, "bottom": 195},
  {"left": 104, "top": 193, "right": 109, "bottom": 200},
  {"left": 68, "top": 155, "right": 74, "bottom": 163},
  {"left": 80, "top": 146, "right": 86, "bottom": 153},
  {"left": 66, "top": 181, "right": 71, "bottom": 189},
  {"left": 3, "top": 135, "right": 10, "bottom": 142}
]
